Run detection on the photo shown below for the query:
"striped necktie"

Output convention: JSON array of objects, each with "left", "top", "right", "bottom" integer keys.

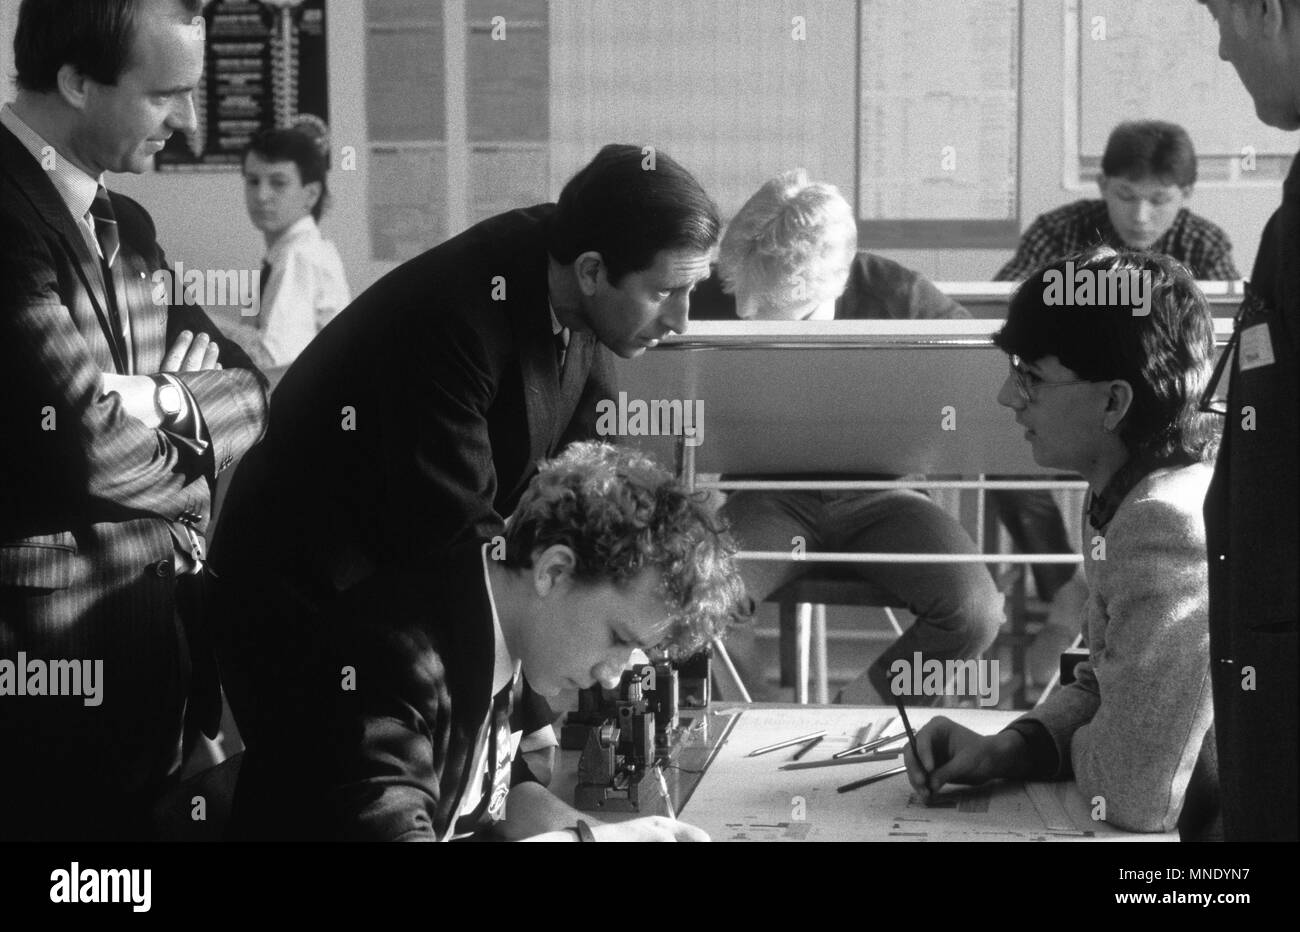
[
  {"left": 88, "top": 184, "right": 127, "bottom": 369},
  {"left": 89, "top": 184, "right": 120, "bottom": 268}
]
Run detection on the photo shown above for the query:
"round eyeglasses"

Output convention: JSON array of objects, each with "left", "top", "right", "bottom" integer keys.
[{"left": 1007, "top": 354, "right": 1101, "bottom": 404}]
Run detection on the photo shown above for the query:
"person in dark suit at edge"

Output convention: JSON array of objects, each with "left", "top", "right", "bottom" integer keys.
[
  {"left": 0, "top": 0, "right": 268, "bottom": 840},
  {"left": 1196, "top": 0, "right": 1298, "bottom": 842},
  {"left": 211, "top": 144, "right": 721, "bottom": 824}
]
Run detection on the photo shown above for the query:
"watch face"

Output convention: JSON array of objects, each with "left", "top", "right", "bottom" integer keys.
[{"left": 158, "top": 384, "right": 183, "bottom": 417}]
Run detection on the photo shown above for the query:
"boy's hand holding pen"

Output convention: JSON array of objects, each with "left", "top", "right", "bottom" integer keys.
[{"left": 901, "top": 715, "right": 1035, "bottom": 801}]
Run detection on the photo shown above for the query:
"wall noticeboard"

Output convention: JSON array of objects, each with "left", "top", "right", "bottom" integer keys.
[{"left": 157, "top": 0, "right": 329, "bottom": 173}]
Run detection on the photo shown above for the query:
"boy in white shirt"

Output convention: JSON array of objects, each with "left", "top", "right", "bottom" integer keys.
[{"left": 242, "top": 122, "right": 351, "bottom": 368}]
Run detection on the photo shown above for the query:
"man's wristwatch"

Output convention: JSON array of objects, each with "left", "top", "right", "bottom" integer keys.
[{"left": 151, "top": 375, "right": 184, "bottom": 422}]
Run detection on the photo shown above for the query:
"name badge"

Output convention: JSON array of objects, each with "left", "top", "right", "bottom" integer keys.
[{"left": 1239, "top": 324, "right": 1275, "bottom": 371}]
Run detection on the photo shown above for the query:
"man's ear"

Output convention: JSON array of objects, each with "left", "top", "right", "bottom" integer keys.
[
  {"left": 574, "top": 251, "right": 604, "bottom": 297},
  {"left": 533, "top": 544, "right": 577, "bottom": 595},
  {"left": 56, "top": 64, "right": 92, "bottom": 112},
  {"left": 1258, "top": 0, "right": 1287, "bottom": 40},
  {"left": 1097, "top": 175, "right": 1111, "bottom": 198},
  {"left": 1180, "top": 184, "right": 1195, "bottom": 202},
  {"left": 1102, "top": 380, "right": 1134, "bottom": 432}
]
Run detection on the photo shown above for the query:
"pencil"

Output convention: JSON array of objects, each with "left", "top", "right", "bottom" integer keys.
[
  {"left": 791, "top": 735, "right": 824, "bottom": 760},
  {"left": 836, "top": 765, "right": 908, "bottom": 793},
  {"left": 831, "top": 732, "right": 906, "bottom": 759},
  {"left": 746, "top": 729, "right": 827, "bottom": 757},
  {"left": 895, "top": 699, "right": 931, "bottom": 784},
  {"left": 779, "top": 750, "right": 903, "bottom": 771}
]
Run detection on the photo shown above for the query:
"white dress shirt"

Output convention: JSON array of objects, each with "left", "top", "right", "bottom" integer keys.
[
  {"left": 448, "top": 543, "right": 525, "bottom": 839},
  {"left": 252, "top": 215, "right": 351, "bottom": 366}
]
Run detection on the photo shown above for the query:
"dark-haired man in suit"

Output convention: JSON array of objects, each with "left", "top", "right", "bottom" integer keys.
[
  {"left": 211, "top": 144, "right": 721, "bottom": 813},
  {"left": 0, "top": 0, "right": 268, "bottom": 840}
]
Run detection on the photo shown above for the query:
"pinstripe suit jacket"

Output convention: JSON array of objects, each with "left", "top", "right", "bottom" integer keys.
[{"left": 0, "top": 124, "right": 268, "bottom": 838}]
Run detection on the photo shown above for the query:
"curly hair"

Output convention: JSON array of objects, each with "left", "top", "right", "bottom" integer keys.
[
  {"left": 504, "top": 442, "right": 748, "bottom": 657},
  {"left": 994, "top": 247, "right": 1221, "bottom": 466},
  {"left": 717, "top": 169, "right": 858, "bottom": 316}
]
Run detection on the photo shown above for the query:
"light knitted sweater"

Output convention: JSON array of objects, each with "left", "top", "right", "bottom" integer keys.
[{"left": 1018, "top": 463, "right": 1215, "bottom": 832}]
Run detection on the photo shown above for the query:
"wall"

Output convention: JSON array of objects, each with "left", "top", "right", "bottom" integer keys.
[{"left": 0, "top": 1, "right": 1289, "bottom": 294}]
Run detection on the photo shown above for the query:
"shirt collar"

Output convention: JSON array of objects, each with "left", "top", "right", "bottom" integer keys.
[
  {"left": 264, "top": 215, "right": 318, "bottom": 265},
  {"left": 548, "top": 299, "right": 566, "bottom": 338},
  {"left": 480, "top": 543, "right": 519, "bottom": 695},
  {"left": 1086, "top": 454, "right": 1159, "bottom": 532},
  {"left": 1, "top": 103, "right": 102, "bottom": 224}
]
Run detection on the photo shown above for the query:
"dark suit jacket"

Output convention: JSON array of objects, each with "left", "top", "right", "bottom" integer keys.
[
  {"left": 230, "top": 544, "right": 510, "bottom": 841},
  {"left": 211, "top": 204, "right": 613, "bottom": 747},
  {"left": 0, "top": 124, "right": 268, "bottom": 838},
  {"left": 1205, "top": 149, "right": 1299, "bottom": 842}
]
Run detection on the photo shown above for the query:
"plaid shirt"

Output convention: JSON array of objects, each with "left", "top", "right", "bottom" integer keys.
[{"left": 995, "top": 199, "right": 1240, "bottom": 282}]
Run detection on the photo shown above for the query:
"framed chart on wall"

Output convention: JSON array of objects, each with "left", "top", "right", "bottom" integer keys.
[
  {"left": 157, "top": 0, "right": 329, "bottom": 172},
  {"left": 1067, "top": 0, "right": 1294, "bottom": 184},
  {"left": 856, "top": 0, "right": 1022, "bottom": 248}
]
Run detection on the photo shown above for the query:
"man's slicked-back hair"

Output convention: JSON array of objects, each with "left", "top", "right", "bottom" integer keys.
[
  {"left": 548, "top": 144, "right": 721, "bottom": 286},
  {"left": 15, "top": 0, "right": 202, "bottom": 93},
  {"left": 717, "top": 168, "right": 858, "bottom": 314},
  {"left": 1101, "top": 120, "right": 1198, "bottom": 188},
  {"left": 503, "top": 442, "right": 748, "bottom": 657},
  {"left": 994, "top": 247, "right": 1220, "bottom": 467}
]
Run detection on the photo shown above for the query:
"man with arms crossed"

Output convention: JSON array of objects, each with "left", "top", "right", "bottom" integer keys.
[{"left": 0, "top": 0, "right": 268, "bottom": 840}]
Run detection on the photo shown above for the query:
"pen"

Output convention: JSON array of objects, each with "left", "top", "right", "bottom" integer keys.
[
  {"left": 831, "top": 732, "right": 906, "bottom": 759},
  {"left": 791, "top": 735, "right": 824, "bottom": 761},
  {"left": 654, "top": 761, "right": 676, "bottom": 820},
  {"left": 895, "top": 699, "right": 931, "bottom": 785},
  {"left": 746, "top": 729, "right": 827, "bottom": 757},
  {"left": 837, "top": 764, "right": 908, "bottom": 793}
]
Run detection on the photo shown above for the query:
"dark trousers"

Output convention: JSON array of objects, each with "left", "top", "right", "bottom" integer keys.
[
  {"left": 987, "top": 487, "right": 1077, "bottom": 602},
  {"left": 722, "top": 489, "right": 1005, "bottom": 703}
]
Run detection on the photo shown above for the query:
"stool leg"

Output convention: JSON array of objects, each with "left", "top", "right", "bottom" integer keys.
[
  {"left": 812, "top": 604, "right": 829, "bottom": 705},
  {"left": 779, "top": 599, "right": 797, "bottom": 689},
  {"left": 796, "top": 603, "right": 811, "bottom": 705},
  {"left": 711, "top": 636, "right": 752, "bottom": 703}
]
